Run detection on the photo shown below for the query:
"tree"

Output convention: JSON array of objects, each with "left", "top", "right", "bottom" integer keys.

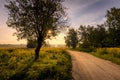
[
  {"left": 78, "top": 25, "right": 107, "bottom": 48},
  {"left": 27, "top": 39, "right": 37, "bottom": 48},
  {"left": 65, "top": 28, "right": 78, "bottom": 48},
  {"left": 78, "top": 7, "right": 120, "bottom": 48},
  {"left": 78, "top": 25, "right": 94, "bottom": 48},
  {"left": 91, "top": 24, "right": 107, "bottom": 47},
  {"left": 5, "top": 0, "right": 67, "bottom": 60},
  {"left": 106, "top": 7, "right": 120, "bottom": 47}
]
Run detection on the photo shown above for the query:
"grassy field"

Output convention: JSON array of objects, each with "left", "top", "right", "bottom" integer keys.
[
  {"left": 91, "top": 48, "right": 120, "bottom": 65},
  {"left": 0, "top": 48, "right": 72, "bottom": 80}
]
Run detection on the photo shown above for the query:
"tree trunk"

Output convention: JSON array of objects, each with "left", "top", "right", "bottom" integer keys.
[{"left": 35, "top": 36, "right": 43, "bottom": 60}]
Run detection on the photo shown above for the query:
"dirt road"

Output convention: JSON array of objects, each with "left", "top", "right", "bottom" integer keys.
[{"left": 68, "top": 50, "right": 120, "bottom": 80}]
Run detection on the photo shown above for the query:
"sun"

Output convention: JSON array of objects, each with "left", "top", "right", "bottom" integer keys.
[{"left": 48, "top": 30, "right": 52, "bottom": 34}]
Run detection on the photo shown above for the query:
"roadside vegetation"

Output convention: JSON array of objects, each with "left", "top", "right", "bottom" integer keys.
[
  {"left": 0, "top": 48, "right": 72, "bottom": 80},
  {"left": 91, "top": 48, "right": 120, "bottom": 65}
]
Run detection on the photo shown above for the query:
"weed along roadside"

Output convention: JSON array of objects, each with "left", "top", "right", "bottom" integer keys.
[
  {"left": 91, "top": 48, "right": 120, "bottom": 65},
  {"left": 0, "top": 48, "right": 72, "bottom": 80}
]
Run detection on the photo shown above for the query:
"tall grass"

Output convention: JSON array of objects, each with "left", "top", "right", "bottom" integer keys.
[
  {"left": 0, "top": 48, "right": 72, "bottom": 80},
  {"left": 91, "top": 48, "right": 120, "bottom": 65}
]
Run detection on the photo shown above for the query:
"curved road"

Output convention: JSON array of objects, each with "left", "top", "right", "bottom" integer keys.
[{"left": 68, "top": 50, "right": 120, "bottom": 80}]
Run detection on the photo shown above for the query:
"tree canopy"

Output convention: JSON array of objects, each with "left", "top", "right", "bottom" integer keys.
[
  {"left": 106, "top": 7, "right": 120, "bottom": 47},
  {"left": 65, "top": 28, "right": 78, "bottom": 49},
  {"left": 78, "top": 25, "right": 107, "bottom": 48},
  {"left": 5, "top": 0, "right": 67, "bottom": 60},
  {"left": 27, "top": 39, "right": 37, "bottom": 48}
]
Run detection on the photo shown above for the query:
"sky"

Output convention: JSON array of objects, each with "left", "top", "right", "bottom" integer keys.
[{"left": 0, "top": 0, "right": 120, "bottom": 45}]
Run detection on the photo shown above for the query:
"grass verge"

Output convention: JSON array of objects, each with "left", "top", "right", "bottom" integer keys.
[{"left": 91, "top": 48, "right": 120, "bottom": 65}]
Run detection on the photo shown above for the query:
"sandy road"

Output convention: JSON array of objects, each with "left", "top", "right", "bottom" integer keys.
[{"left": 68, "top": 50, "right": 120, "bottom": 80}]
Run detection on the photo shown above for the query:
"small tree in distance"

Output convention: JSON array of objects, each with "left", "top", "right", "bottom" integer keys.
[
  {"left": 65, "top": 28, "right": 78, "bottom": 49},
  {"left": 5, "top": 0, "right": 67, "bottom": 60},
  {"left": 27, "top": 39, "right": 37, "bottom": 48}
]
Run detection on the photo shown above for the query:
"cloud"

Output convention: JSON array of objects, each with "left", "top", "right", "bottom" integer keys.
[
  {"left": 64, "top": 0, "right": 120, "bottom": 27},
  {"left": 64, "top": 0, "right": 98, "bottom": 18}
]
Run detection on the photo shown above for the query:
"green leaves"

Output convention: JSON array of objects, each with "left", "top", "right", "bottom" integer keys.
[
  {"left": 106, "top": 7, "right": 120, "bottom": 47},
  {"left": 70, "top": 7, "right": 120, "bottom": 48},
  {"left": 5, "top": 0, "right": 67, "bottom": 42},
  {"left": 65, "top": 28, "right": 78, "bottom": 48}
]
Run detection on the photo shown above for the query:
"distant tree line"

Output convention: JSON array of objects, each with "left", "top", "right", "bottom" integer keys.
[{"left": 65, "top": 7, "right": 120, "bottom": 48}]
